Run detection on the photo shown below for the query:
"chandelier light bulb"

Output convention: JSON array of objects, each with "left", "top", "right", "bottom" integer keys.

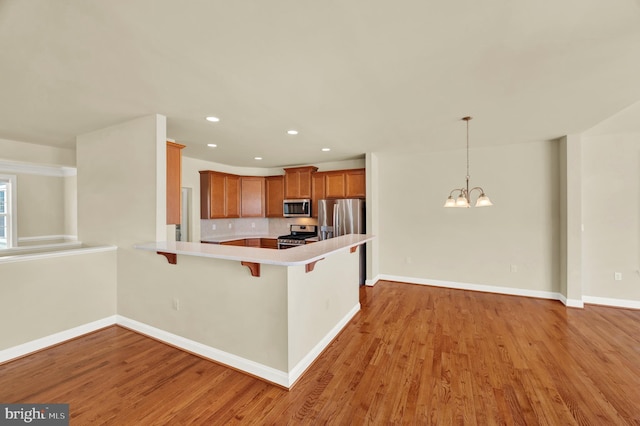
[
  {"left": 475, "top": 193, "right": 493, "bottom": 207},
  {"left": 444, "top": 196, "right": 456, "bottom": 207},
  {"left": 455, "top": 194, "right": 470, "bottom": 208}
]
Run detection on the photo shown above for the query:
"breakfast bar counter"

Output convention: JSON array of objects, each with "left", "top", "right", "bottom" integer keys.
[
  {"left": 132, "top": 234, "right": 374, "bottom": 389},
  {"left": 135, "top": 234, "right": 372, "bottom": 267}
]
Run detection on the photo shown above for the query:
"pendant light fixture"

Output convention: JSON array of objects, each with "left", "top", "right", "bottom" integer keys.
[{"left": 443, "top": 116, "right": 493, "bottom": 208}]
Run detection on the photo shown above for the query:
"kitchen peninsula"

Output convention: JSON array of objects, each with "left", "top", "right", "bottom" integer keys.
[{"left": 134, "top": 234, "right": 373, "bottom": 388}]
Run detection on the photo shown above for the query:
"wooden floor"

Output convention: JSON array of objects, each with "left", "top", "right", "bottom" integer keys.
[{"left": 2, "top": 281, "right": 639, "bottom": 425}]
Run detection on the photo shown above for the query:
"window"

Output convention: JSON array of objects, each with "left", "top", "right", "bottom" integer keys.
[{"left": 0, "top": 175, "right": 17, "bottom": 249}]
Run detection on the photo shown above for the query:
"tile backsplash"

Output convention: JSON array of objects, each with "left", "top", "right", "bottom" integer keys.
[{"left": 201, "top": 217, "right": 319, "bottom": 240}]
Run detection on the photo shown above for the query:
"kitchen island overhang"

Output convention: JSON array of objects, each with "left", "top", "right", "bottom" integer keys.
[{"left": 132, "top": 234, "right": 374, "bottom": 389}]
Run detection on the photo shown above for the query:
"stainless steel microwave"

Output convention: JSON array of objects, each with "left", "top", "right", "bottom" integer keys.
[{"left": 283, "top": 199, "right": 311, "bottom": 217}]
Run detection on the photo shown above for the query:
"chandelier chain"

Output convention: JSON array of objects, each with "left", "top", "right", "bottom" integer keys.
[{"left": 466, "top": 117, "right": 470, "bottom": 179}]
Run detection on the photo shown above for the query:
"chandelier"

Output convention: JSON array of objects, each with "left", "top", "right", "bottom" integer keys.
[{"left": 443, "top": 116, "right": 493, "bottom": 208}]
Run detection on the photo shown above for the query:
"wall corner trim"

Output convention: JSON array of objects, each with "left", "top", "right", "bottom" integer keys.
[
  {"left": 287, "top": 303, "right": 360, "bottom": 388},
  {"left": 0, "top": 159, "right": 76, "bottom": 177},
  {"left": 365, "top": 275, "right": 380, "bottom": 287}
]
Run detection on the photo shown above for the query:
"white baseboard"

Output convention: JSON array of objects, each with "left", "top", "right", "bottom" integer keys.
[
  {"left": 557, "top": 293, "right": 584, "bottom": 308},
  {"left": 0, "top": 316, "right": 117, "bottom": 364},
  {"left": 583, "top": 295, "right": 640, "bottom": 310},
  {"left": 365, "top": 275, "right": 380, "bottom": 286},
  {"left": 1, "top": 309, "right": 361, "bottom": 389},
  {"left": 116, "top": 315, "right": 291, "bottom": 388},
  {"left": 288, "top": 303, "right": 360, "bottom": 387},
  {"left": 378, "top": 274, "right": 565, "bottom": 302},
  {"left": 118, "top": 306, "right": 360, "bottom": 389},
  {"left": 378, "top": 275, "right": 640, "bottom": 310}
]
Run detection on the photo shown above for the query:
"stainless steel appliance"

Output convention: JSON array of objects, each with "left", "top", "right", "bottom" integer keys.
[
  {"left": 277, "top": 224, "right": 317, "bottom": 249},
  {"left": 283, "top": 199, "right": 311, "bottom": 217},
  {"left": 318, "top": 199, "right": 366, "bottom": 284}
]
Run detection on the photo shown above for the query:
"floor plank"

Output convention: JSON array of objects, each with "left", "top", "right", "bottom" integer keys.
[{"left": 1, "top": 281, "right": 639, "bottom": 424}]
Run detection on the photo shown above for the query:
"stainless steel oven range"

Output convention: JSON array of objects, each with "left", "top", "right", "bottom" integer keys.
[{"left": 277, "top": 224, "right": 317, "bottom": 249}]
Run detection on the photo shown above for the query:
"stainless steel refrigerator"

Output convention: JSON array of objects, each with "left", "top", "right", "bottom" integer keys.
[{"left": 318, "top": 199, "right": 366, "bottom": 285}]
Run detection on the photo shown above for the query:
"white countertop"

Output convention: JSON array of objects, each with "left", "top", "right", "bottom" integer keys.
[{"left": 135, "top": 234, "right": 373, "bottom": 266}]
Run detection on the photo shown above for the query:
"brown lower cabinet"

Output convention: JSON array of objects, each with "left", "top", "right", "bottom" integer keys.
[
  {"left": 214, "top": 238, "right": 278, "bottom": 249},
  {"left": 260, "top": 238, "right": 278, "bottom": 249},
  {"left": 220, "top": 239, "right": 246, "bottom": 246}
]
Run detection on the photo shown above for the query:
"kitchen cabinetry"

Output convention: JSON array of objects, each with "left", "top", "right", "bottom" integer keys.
[
  {"left": 284, "top": 166, "right": 318, "bottom": 199},
  {"left": 324, "top": 171, "right": 346, "bottom": 198},
  {"left": 345, "top": 168, "right": 366, "bottom": 198},
  {"left": 323, "top": 168, "right": 365, "bottom": 199},
  {"left": 240, "top": 177, "right": 265, "bottom": 217},
  {"left": 221, "top": 239, "right": 246, "bottom": 246},
  {"left": 245, "top": 238, "right": 261, "bottom": 247},
  {"left": 311, "top": 172, "right": 326, "bottom": 218},
  {"left": 260, "top": 238, "right": 278, "bottom": 249},
  {"left": 265, "top": 176, "right": 284, "bottom": 217},
  {"left": 213, "top": 238, "right": 278, "bottom": 249},
  {"left": 200, "top": 171, "right": 241, "bottom": 219},
  {"left": 166, "top": 141, "right": 185, "bottom": 225}
]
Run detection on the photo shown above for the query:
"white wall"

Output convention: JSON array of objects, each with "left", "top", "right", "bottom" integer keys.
[
  {"left": 0, "top": 138, "right": 77, "bottom": 242},
  {"left": 16, "top": 173, "right": 66, "bottom": 238},
  {"left": 0, "top": 249, "right": 117, "bottom": 351},
  {"left": 582, "top": 134, "right": 640, "bottom": 301},
  {"left": 375, "top": 140, "right": 560, "bottom": 293},
  {"left": 0, "top": 137, "right": 75, "bottom": 167},
  {"left": 76, "top": 115, "right": 292, "bottom": 371},
  {"left": 77, "top": 115, "right": 166, "bottom": 246}
]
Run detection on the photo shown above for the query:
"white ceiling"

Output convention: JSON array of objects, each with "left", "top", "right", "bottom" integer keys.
[{"left": 1, "top": 1, "right": 639, "bottom": 168}]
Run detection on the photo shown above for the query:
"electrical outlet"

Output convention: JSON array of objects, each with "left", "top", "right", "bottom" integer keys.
[
  {"left": 406, "top": 257, "right": 412, "bottom": 264},
  {"left": 614, "top": 272, "right": 622, "bottom": 281},
  {"left": 510, "top": 264, "right": 518, "bottom": 273},
  {"left": 172, "top": 298, "right": 180, "bottom": 311},
  {"left": 251, "top": 222, "right": 256, "bottom": 228},
  {"left": 228, "top": 223, "right": 232, "bottom": 229},
  {"left": 212, "top": 224, "right": 216, "bottom": 230}
]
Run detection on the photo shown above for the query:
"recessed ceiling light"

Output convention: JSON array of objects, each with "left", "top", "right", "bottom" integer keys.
[
  {"left": 287, "top": 130, "right": 298, "bottom": 135},
  {"left": 207, "top": 143, "right": 217, "bottom": 148},
  {"left": 322, "top": 148, "right": 331, "bottom": 152},
  {"left": 254, "top": 157, "right": 263, "bottom": 160},
  {"left": 205, "top": 116, "right": 220, "bottom": 122}
]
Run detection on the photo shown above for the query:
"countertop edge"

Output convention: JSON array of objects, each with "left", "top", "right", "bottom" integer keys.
[{"left": 135, "top": 235, "right": 373, "bottom": 266}]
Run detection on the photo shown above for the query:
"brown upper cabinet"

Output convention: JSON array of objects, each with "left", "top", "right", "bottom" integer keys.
[
  {"left": 265, "top": 176, "right": 284, "bottom": 217},
  {"left": 240, "top": 176, "right": 265, "bottom": 217},
  {"left": 324, "top": 171, "right": 346, "bottom": 198},
  {"left": 200, "top": 171, "right": 241, "bottom": 219},
  {"left": 284, "top": 166, "right": 318, "bottom": 199},
  {"left": 311, "top": 172, "right": 326, "bottom": 218},
  {"left": 345, "top": 168, "right": 366, "bottom": 198},
  {"left": 166, "top": 141, "right": 185, "bottom": 225},
  {"left": 321, "top": 168, "right": 366, "bottom": 199},
  {"left": 200, "top": 167, "right": 365, "bottom": 220}
]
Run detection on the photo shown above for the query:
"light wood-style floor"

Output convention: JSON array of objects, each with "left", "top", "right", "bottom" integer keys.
[{"left": 1, "top": 281, "right": 639, "bottom": 424}]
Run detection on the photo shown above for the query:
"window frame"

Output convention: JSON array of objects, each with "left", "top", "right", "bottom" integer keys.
[{"left": 0, "top": 174, "right": 18, "bottom": 249}]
